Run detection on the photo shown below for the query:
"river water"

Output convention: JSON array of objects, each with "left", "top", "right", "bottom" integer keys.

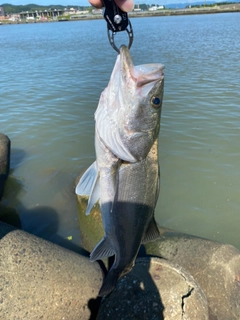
[{"left": 0, "top": 13, "right": 240, "bottom": 250}]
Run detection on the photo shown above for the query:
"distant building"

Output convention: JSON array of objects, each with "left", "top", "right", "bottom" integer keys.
[
  {"left": 0, "top": 6, "right": 5, "bottom": 16},
  {"left": 8, "top": 14, "right": 20, "bottom": 21},
  {"left": 65, "top": 7, "right": 76, "bottom": 14},
  {"left": 92, "top": 9, "right": 102, "bottom": 15},
  {"left": 19, "top": 9, "right": 64, "bottom": 20},
  {"left": 149, "top": 5, "right": 164, "bottom": 11}
]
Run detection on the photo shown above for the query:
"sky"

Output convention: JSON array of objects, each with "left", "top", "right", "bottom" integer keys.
[{"left": 0, "top": 0, "right": 207, "bottom": 7}]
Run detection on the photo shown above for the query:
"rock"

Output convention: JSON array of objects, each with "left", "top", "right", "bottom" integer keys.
[
  {"left": 0, "top": 133, "right": 10, "bottom": 200},
  {"left": 97, "top": 257, "right": 209, "bottom": 320},
  {"left": 144, "top": 229, "right": 240, "bottom": 320},
  {"left": 0, "top": 229, "right": 103, "bottom": 320}
]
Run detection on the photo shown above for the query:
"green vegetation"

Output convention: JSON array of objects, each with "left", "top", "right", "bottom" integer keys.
[
  {"left": 0, "top": 3, "right": 90, "bottom": 15},
  {"left": 139, "top": 4, "right": 150, "bottom": 10},
  {"left": 57, "top": 14, "right": 70, "bottom": 20},
  {"left": 188, "top": 1, "right": 239, "bottom": 8},
  {"left": 1, "top": 1, "right": 239, "bottom": 16}
]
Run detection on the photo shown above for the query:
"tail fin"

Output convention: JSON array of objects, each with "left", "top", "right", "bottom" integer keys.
[{"left": 98, "top": 269, "right": 120, "bottom": 297}]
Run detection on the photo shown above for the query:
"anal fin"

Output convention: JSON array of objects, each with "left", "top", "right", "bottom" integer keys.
[
  {"left": 90, "top": 237, "right": 115, "bottom": 262},
  {"left": 142, "top": 217, "right": 160, "bottom": 244}
]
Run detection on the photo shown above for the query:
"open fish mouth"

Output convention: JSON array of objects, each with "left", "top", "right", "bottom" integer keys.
[{"left": 120, "top": 45, "right": 164, "bottom": 87}]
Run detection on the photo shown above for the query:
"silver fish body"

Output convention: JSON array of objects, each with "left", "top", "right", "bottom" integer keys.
[{"left": 76, "top": 46, "right": 164, "bottom": 296}]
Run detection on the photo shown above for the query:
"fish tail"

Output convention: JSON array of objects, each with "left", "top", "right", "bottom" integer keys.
[{"left": 98, "top": 269, "right": 120, "bottom": 297}]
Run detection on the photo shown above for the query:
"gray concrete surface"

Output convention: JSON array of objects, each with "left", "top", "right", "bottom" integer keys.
[
  {"left": 0, "top": 229, "right": 103, "bottom": 320},
  {"left": 145, "top": 229, "right": 240, "bottom": 320},
  {"left": 97, "top": 257, "right": 209, "bottom": 320}
]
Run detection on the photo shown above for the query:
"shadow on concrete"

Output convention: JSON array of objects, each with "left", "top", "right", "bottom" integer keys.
[
  {"left": 88, "top": 297, "right": 103, "bottom": 320},
  {"left": 97, "top": 250, "right": 164, "bottom": 319},
  {"left": 132, "top": 259, "right": 165, "bottom": 320}
]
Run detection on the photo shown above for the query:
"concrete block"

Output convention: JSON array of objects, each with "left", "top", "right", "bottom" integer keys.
[
  {"left": 0, "top": 229, "right": 103, "bottom": 320},
  {"left": 145, "top": 229, "right": 240, "bottom": 320},
  {"left": 97, "top": 257, "right": 209, "bottom": 320}
]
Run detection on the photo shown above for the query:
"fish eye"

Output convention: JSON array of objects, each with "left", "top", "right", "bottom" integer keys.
[{"left": 151, "top": 96, "right": 161, "bottom": 109}]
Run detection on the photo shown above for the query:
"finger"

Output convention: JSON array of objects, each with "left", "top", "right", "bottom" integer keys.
[
  {"left": 89, "top": 0, "right": 104, "bottom": 9},
  {"left": 89, "top": 0, "right": 134, "bottom": 12},
  {"left": 114, "top": 0, "right": 134, "bottom": 12}
]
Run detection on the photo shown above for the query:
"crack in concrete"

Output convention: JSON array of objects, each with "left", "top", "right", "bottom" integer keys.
[{"left": 181, "top": 286, "right": 194, "bottom": 318}]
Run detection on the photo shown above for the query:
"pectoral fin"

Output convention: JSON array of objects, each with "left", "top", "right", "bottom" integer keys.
[
  {"left": 75, "top": 161, "right": 100, "bottom": 215},
  {"left": 90, "top": 237, "right": 115, "bottom": 262},
  {"left": 142, "top": 217, "right": 160, "bottom": 243},
  {"left": 95, "top": 117, "right": 136, "bottom": 163}
]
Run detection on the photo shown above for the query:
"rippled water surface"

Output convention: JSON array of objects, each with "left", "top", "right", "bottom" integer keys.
[{"left": 1, "top": 13, "right": 240, "bottom": 249}]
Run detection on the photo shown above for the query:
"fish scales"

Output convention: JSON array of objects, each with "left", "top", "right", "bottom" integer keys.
[{"left": 76, "top": 45, "right": 164, "bottom": 296}]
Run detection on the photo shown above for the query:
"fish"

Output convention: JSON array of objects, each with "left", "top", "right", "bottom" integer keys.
[{"left": 75, "top": 45, "right": 164, "bottom": 296}]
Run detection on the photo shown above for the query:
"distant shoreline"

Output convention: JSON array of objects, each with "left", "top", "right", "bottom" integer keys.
[
  {"left": 131, "top": 3, "right": 240, "bottom": 16},
  {"left": 0, "top": 3, "right": 239, "bottom": 25}
]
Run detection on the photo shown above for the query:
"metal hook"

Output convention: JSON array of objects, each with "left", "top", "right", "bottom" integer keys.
[
  {"left": 103, "top": 0, "right": 134, "bottom": 53},
  {"left": 107, "top": 20, "right": 134, "bottom": 53}
]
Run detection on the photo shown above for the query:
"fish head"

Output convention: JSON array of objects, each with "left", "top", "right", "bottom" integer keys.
[
  {"left": 95, "top": 45, "right": 164, "bottom": 162},
  {"left": 119, "top": 45, "right": 164, "bottom": 161}
]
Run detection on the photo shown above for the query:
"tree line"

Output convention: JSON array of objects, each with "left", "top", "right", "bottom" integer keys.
[
  {"left": 190, "top": 1, "right": 239, "bottom": 7},
  {"left": 2, "top": 1, "right": 237, "bottom": 15},
  {"left": 0, "top": 3, "right": 90, "bottom": 15},
  {"left": 0, "top": 2, "right": 158, "bottom": 14}
]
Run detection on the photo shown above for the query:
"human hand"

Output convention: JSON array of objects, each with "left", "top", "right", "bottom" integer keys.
[{"left": 89, "top": 0, "right": 134, "bottom": 12}]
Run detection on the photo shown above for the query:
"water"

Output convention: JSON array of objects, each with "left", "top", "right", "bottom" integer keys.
[{"left": 0, "top": 13, "right": 240, "bottom": 250}]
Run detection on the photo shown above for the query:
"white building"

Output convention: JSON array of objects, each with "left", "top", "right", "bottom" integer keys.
[{"left": 149, "top": 5, "right": 164, "bottom": 11}]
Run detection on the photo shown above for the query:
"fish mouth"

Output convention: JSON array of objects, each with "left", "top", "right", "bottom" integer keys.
[{"left": 120, "top": 45, "right": 164, "bottom": 87}]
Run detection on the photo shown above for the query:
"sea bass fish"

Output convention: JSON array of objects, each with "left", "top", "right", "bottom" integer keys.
[{"left": 76, "top": 45, "right": 164, "bottom": 296}]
